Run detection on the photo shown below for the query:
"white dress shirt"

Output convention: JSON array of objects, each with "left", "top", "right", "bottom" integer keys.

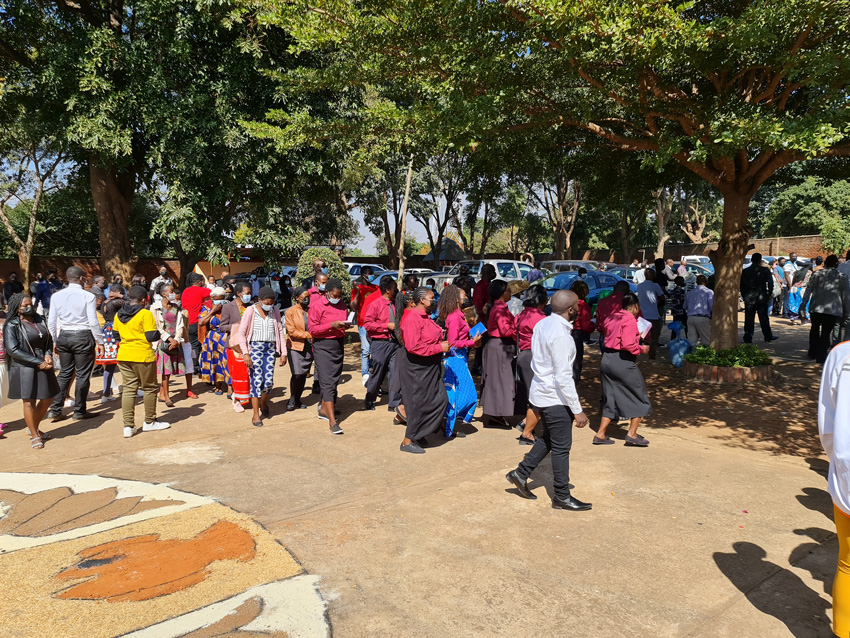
[
  {"left": 47, "top": 283, "right": 103, "bottom": 344},
  {"left": 819, "top": 341, "right": 850, "bottom": 516},
  {"left": 528, "top": 314, "right": 582, "bottom": 413}
]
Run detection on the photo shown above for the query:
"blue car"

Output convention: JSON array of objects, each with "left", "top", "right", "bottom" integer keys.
[{"left": 534, "top": 271, "right": 637, "bottom": 304}]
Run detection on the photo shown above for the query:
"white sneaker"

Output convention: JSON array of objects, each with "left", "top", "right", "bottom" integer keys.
[
  {"left": 123, "top": 426, "right": 138, "bottom": 438},
  {"left": 142, "top": 420, "right": 170, "bottom": 432},
  {"left": 101, "top": 396, "right": 117, "bottom": 404},
  {"left": 361, "top": 373, "right": 370, "bottom": 387},
  {"left": 64, "top": 398, "right": 75, "bottom": 408}
]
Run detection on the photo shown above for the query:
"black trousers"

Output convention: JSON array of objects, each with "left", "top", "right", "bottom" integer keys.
[
  {"left": 514, "top": 404, "right": 574, "bottom": 501},
  {"left": 572, "top": 330, "right": 586, "bottom": 388},
  {"left": 809, "top": 312, "right": 839, "bottom": 363},
  {"left": 743, "top": 302, "right": 773, "bottom": 342},
  {"left": 470, "top": 334, "right": 487, "bottom": 375},
  {"left": 188, "top": 322, "right": 201, "bottom": 368},
  {"left": 366, "top": 339, "right": 401, "bottom": 406},
  {"left": 50, "top": 330, "right": 96, "bottom": 417}
]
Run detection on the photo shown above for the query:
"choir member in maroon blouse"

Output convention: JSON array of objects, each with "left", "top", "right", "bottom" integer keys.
[
  {"left": 308, "top": 278, "right": 348, "bottom": 435},
  {"left": 515, "top": 285, "right": 549, "bottom": 445},
  {"left": 595, "top": 292, "right": 652, "bottom": 447},
  {"left": 438, "top": 285, "right": 482, "bottom": 438},
  {"left": 399, "top": 287, "right": 450, "bottom": 454},
  {"left": 480, "top": 279, "right": 518, "bottom": 428},
  {"left": 569, "top": 279, "right": 595, "bottom": 387},
  {"left": 362, "top": 276, "right": 401, "bottom": 412}
]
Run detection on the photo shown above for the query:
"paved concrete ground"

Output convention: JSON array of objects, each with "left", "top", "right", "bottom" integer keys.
[{"left": 0, "top": 313, "right": 837, "bottom": 637}]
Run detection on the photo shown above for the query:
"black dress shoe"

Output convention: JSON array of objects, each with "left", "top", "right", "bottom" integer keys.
[
  {"left": 552, "top": 495, "right": 592, "bottom": 511},
  {"left": 764, "top": 336, "right": 779, "bottom": 342},
  {"left": 505, "top": 471, "right": 537, "bottom": 500},
  {"left": 73, "top": 412, "right": 96, "bottom": 420},
  {"left": 364, "top": 401, "right": 376, "bottom": 411},
  {"left": 286, "top": 403, "right": 296, "bottom": 412}
]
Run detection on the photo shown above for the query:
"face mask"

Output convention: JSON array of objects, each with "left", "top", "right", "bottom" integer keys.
[
  {"left": 160, "top": 271, "right": 167, "bottom": 277},
  {"left": 283, "top": 280, "right": 290, "bottom": 287},
  {"left": 213, "top": 299, "right": 225, "bottom": 306},
  {"left": 328, "top": 297, "right": 341, "bottom": 305},
  {"left": 321, "top": 267, "right": 328, "bottom": 274},
  {"left": 261, "top": 303, "right": 274, "bottom": 312},
  {"left": 428, "top": 300, "right": 437, "bottom": 313},
  {"left": 461, "top": 298, "right": 473, "bottom": 309},
  {"left": 300, "top": 297, "right": 310, "bottom": 307},
  {"left": 20, "top": 306, "right": 34, "bottom": 315},
  {"left": 318, "top": 284, "right": 326, "bottom": 292},
  {"left": 167, "top": 293, "right": 176, "bottom": 302},
  {"left": 241, "top": 294, "right": 252, "bottom": 303},
  {"left": 426, "top": 285, "right": 433, "bottom": 290}
]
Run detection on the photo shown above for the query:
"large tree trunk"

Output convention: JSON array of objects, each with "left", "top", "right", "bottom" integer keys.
[
  {"left": 173, "top": 241, "right": 199, "bottom": 288},
  {"left": 89, "top": 153, "right": 136, "bottom": 280},
  {"left": 653, "top": 187, "right": 673, "bottom": 259},
  {"left": 709, "top": 192, "right": 752, "bottom": 350}
]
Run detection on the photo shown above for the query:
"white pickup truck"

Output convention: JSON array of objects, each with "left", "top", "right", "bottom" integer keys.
[{"left": 429, "top": 259, "right": 534, "bottom": 289}]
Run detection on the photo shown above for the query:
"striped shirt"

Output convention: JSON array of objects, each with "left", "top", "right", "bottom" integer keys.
[{"left": 251, "top": 308, "right": 276, "bottom": 342}]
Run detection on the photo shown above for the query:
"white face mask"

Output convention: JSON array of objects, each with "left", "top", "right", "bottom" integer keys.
[
  {"left": 167, "top": 293, "right": 176, "bottom": 302},
  {"left": 261, "top": 303, "right": 273, "bottom": 312},
  {"left": 241, "top": 294, "right": 252, "bottom": 304},
  {"left": 328, "top": 297, "right": 341, "bottom": 305}
]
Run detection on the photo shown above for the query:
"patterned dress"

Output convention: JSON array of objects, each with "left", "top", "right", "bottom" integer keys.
[
  {"left": 199, "top": 306, "right": 231, "bottom": 386},
  {"left": 156, "top": 308, "right": 186, "bottom": 377}
]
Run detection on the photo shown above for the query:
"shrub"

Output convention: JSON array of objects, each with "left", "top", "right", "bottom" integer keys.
[
  {"left": 684, "top": 344, "right": 772, "bottom": 368},
  {"left": 295, "top": 247, "right": 351, "bottom": 297}
]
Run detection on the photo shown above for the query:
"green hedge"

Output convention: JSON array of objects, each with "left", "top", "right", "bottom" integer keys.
[{"left": 684, "top": 344, "right": 772, "bottom": 368}]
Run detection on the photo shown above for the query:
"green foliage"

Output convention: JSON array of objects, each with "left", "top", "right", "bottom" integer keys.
[
  {"left": 684, "top": 344, "right": 772, "bottom": 368},
  {"left": 295, "top": 247, "right": 351, "bottom": 296},
  {"left": 764, "top": 177, "right": 850, "bottom": 238},
  {"left": 377, "top": 234, "right": 425, "bottom": 259}
]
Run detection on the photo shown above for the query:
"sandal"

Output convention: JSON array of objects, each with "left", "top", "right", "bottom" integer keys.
[
  {"left": 252, "top": 420, "right": 263, "bottom": 427},
  {"left": 232, "top": 400, "right": 245, "bottom": 413},
  {"left": 31, "top": 436, "right": 44, "bottom": 449},
  {"left": 592, "top": 436, "right": 615, "bottom": 445},
  {"left": 214, "top": 389, "right": 224, "bottom": 396},
  {"left": 37, "top": 430, "right": 51, "bottom": 442},
  {"left": 187, "top": 391, "right": 199, "bottom": 399}
]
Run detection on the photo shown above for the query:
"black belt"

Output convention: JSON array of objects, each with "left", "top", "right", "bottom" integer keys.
[{"left": 690, "top": 315, "right": 710, "bottom": 318}]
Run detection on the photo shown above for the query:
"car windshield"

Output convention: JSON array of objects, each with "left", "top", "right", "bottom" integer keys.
[{"left": 540, "top": 272, "right": 578, "bottom": 290}]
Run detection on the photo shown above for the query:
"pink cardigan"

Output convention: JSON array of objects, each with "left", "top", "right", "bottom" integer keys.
[{"left": 236, "top": 304, "right": 286, "bottom": 357}]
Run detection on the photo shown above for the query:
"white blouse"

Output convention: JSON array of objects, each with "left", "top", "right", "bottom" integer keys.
[
  {"left": 819, "top": 341, "right": 850, "bottom": 516},
  {"left": 251, "top": 308, "right": 276, "bottom": 343}
]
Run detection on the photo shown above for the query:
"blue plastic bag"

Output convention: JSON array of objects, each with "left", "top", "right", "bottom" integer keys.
[{"left": 667, "top": 321, "right": 692, "bottom": 368}]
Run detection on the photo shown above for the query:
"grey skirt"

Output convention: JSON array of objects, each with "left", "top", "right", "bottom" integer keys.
[
  {"left": 288, "top": 344, "right": 313, "bottom": 376},
  {"left": 600, "top": 350, "right": 652, "bottom": 419},
  {"left": 481, "top": 337, "right": 517, "bottom": 417}
]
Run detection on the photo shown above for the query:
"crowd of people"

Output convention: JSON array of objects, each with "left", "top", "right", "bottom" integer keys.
[{"left": 0, "top": 249, "right": 847, "bottom": 507}]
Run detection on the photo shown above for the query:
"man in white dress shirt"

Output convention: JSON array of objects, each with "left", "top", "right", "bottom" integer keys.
[
  {"left": 506, "top": 290, "right": 592, "bottom": 511},
  {"left": 47, "top": 266, "right": 104, "bottom": 421}
]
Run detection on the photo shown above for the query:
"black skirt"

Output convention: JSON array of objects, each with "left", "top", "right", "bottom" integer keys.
[
  {"left": 400, "top": 350, "right": 448, "bottom": 441},
  {"left": 481, "top": 337, "right": 516, "bottom": 417},
  {"left": 288, "top": 344, "right": 313, "bottom": 376},
  {"left": 313, "top": 338, "right": 343, "bottom": 402},
  {"left": 600, "top": 350, "right": 652, "bottom": 419},
  {"left": 514, "top": 349, "right": 533, "bottom": 414},
  {"left": 8, "top": 364, "right": 60, "bottom": 401}
]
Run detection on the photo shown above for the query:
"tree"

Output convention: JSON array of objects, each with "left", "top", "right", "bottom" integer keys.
[
  {"left": 261, "top": 0, "right": 850, "bottom": 348},
  {"left": 764, "top": 177, "right": 850, "bottom": 237},
  {"left": 0, "top": 126, "right": 67, "bottom": 284},
  {"left": 376, "top": 233, "right": 425, "bottom": 259}
]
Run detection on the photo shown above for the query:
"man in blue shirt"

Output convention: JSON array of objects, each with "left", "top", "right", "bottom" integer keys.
[{"left": 684, "top": 275, "right": 714, "bottom": 346}]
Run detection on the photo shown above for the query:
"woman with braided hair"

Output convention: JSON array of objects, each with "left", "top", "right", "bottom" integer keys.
[
  {"left": 438, "top": 285, "right": 482, "bottom": 438},
  {"left": 3, "top": 292, "right": 59, "bottom": 449},
  {"left": 398, "top": 287, "right": 450, "bottom": 454}
]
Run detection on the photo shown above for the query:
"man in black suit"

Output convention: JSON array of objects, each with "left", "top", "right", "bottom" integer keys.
[{"left": 740, "top": 253, "right": 779, "bottom": 343}]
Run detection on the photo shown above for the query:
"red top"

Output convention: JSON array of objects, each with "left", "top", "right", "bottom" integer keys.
[
  {"left": 445, "top": 309, "right": 474, "bottom": 348},
  {"left": 402, "top": 309, "right": 444, "bottom": 356},
  {"left": 472, "top": 278, "right": 489, "bottom": 314},
  {"left": 487, "top": 299, "right": 517, "bottom": 338},
  {"left": 604, "top": 309, "right": 642, "bottom": 355},
  {"left": 595, "top": 292, "right": 624, "bottom": 336},
  {"left": 352, "top": 282, "right": 379, "bottom": 324},
  {"left": 516, "top": 307, "right": 546, "bottom": 351},
  {"left": 182, "top": 285, "right": 211, "bottom": 324},
  {"left": 308, "top": 294, "right": 347, "bottom": 339},
  {"left": 362, "top": 296, "right": 395, "bottom": 339},
  {"left": 574, "top": 299, "right": 595, "bottom": 334}
]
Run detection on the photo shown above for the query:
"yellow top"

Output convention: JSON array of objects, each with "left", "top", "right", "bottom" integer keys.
[{"left": 114, "top": 309, "right": 157, "bottom": 363}]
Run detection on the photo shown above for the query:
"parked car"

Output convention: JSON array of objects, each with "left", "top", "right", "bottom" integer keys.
[
  {"left": 607, "top": 265, "right": 640, "bottom": 281},
  {"left": 532, "top": 271, "right": 637, "bottom": 305},
  {"left": 429, "top": 259, "right": 534, "bottom": 289},
  {"left": 680, "top": 255, "right": 714, "bottom": 274},
  {"left": 540, "top": 260, "right": 601, "bottom": 273}
]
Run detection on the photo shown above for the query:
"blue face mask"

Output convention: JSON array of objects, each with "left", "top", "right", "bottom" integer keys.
[
  {"left": 318, "top": 284, "right": 326, "bottom": 292},
  {"left": 328, "top": 297, "right": 341, "bottom": 305},
  {"left": 261, "top": 303, "right": 274, "bottom": 312},
  {"left": 213, "top": 299, "right": 225, "bottom": 306},
  {"left": 250, "top": 274, "right": 257, "bottom": 280},
  {"left": 241, "top": 294, "right": 252, "bottom": 304},
  {"left": 321, "top": 267, "right": 328, "bottom": 274}
]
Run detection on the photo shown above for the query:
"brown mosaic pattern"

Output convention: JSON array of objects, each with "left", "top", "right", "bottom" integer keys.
[
  {"left": 0, "top": 487, "right": 182, "bottom": 537},
  {"left": 180, "top": 597, "right": 289, "bottom": 637}
]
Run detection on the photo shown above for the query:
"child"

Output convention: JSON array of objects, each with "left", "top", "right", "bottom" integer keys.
[
  {"left": 670, "top": 276, "right": 687, "bottom": 339},
  {"left": 97, "top": 299, "right": 123, "bottom": 403}
]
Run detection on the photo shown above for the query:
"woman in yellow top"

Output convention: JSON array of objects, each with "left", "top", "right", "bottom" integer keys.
[{"left": 113, "top": 286, "right": 171, "bottom": 439}]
